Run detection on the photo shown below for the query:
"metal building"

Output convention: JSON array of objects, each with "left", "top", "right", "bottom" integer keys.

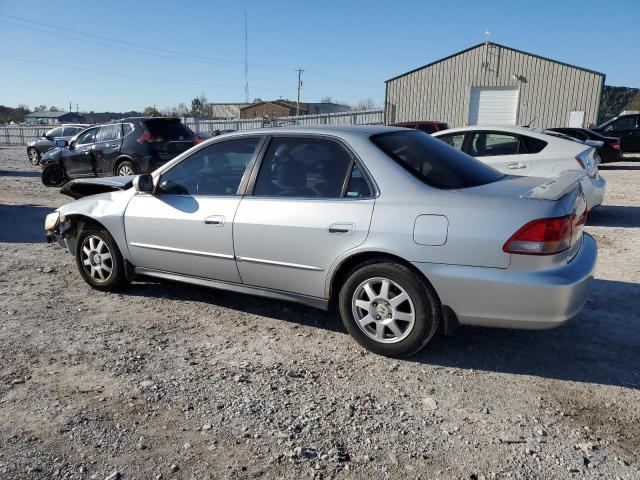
[{"left": 385, "top": 42, "right": 605, "bottom": 128}]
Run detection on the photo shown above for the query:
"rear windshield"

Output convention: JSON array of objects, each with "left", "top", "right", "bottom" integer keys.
[
  {"left": 372, "top": 130, "right": 505, "bottom": 189},
  {"left": 143, "top": 119, "right": 193, "bottom": 141}
]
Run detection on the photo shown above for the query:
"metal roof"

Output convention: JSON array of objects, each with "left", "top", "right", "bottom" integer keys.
[
  {"left": 24, "top": 111, "right": 83, "bottom": 118},
  {"left": 386, "top": 42, "right": 605, "bottom": 83}
]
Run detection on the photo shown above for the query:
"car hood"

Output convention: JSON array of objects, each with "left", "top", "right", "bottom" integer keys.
[{"left": 60, "top": 175, "right": 135, "bottom": 199}]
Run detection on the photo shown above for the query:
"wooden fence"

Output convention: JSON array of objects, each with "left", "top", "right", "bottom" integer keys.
[{"left": 0, "top": 110, "right": 384, "bottom": 144}]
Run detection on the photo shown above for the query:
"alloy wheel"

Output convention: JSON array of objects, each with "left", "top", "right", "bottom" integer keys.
[
  {"left": 351, "top": 277, "right": 416, "bottom": 344},
  {"left": 28, "top": 149, "right": 40, "bottom": 165},
  {"left": 118, "top": 165, "right": 134, "bottom": 176},
  {"left": 80, "top": 235, "right": 113, "bottom": 283}
]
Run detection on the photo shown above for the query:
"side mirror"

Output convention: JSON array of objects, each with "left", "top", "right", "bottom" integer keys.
[
  {"left": 55, "top": 139, "right": 69, "bottom": 148},
  {"left": 133, "top": 174, "right": 154, "bottom": 193},
  {"left": 42, "top": 133, "right": 49, "bottom": 139},
  {"left": 604, "top": 125, "right": 614, "bottom": 133}
]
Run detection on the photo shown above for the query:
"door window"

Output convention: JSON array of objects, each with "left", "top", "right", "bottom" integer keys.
[
  {"left": 345, "top": 164, "right": 372, "bottom": 198},
  {"left": 63, "top": 126, "right": 82, "bottom": 137},
  {"left": 608, "top": 115, "right": 638, "bottom": 132},
  {"left": 437, "top": 133, "right": 465, "bottom": 150},
  {"left": 253, "top": 137, "right": 355, "bottom": 198},
  {"left": 96, "top": 124, "right": 121, "bottom": 143},
  {"left": 75, "top": 128, "right": 98, "bottom": 145},
  {"left": 470, "top": 132, "right": 521, "bottom": 156},
  {"left": 157, "top": 137, "right": 261, "bottom": 196},
  {"left": 47, "top": 127, "right": 64, "bottom": 138}
]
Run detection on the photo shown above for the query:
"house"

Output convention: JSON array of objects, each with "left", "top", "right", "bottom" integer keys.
[
  {"left": 240, "top": 100, "right": 351, "bottom": 119},
  {"left": 24, "top": 111, "right": 86, "bottom": 125},
  {"left": 385, "top": 42, "right": 605, "bottom": 128}
]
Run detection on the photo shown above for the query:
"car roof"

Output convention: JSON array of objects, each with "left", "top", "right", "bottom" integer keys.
[{"left": 218, "top": 124, "right": 406, "bottom": 139}]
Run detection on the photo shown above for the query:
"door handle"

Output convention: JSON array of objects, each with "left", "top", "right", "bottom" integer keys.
[
  {"left": 111, "top": 143, "right": 119, "bottom": 148},
  {"left": 204, "top": 215, "right": 225, "bottom": 226},
  {"left": 328, "top": 223, "right": 355, "bottom": 235},
  {"left": 507, "top": 162, "right": 527, "bottom": 170}
]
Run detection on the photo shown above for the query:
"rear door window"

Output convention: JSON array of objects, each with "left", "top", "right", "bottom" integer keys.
[
  {"left": 372, "top": 130, "right": 504, "bottom": 189},
  {"left": 95, "top": 124, "right": 121, "bottom": 143},
  {"left": 143, "top": 119, "right": 193, "bottom": 141},
  {"left": 470, "top": 132, "right": 521, "bottom": 156},
  {"left": 253, "top": 137, "right": 356, "bottom": 198}
]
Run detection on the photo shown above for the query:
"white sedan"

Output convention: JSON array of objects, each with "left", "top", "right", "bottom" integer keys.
[{"left": 432, "top": 125, "right": 605, "bottom": 210}]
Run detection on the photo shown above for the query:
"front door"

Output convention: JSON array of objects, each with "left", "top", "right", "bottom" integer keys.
[
  {"left": 124, "top": 136, "right": 263, "bottom": 282},
  {"left": 465, "top": 130, "right": 532, "bottom": 174},
  {"left": 62, "top": 126, "right": 98, "bottom": 177},
  {"left": 233, "top": 136, "right": 375, "bottom": 299},
  {"left": 93, "top": 124, "right": 123, "bottom": 176}
]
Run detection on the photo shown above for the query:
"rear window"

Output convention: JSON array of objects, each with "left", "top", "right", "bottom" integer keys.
[
  {"left": 143, "top": 119, "right": 193, "bottom": 141},
  {"left": 372, "top": 130, "right": 505, "bottom": 189}
]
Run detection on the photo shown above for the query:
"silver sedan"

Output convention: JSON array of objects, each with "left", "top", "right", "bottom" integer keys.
[{"left": 45, "top": 126, "right": 597, "bottom": 357}]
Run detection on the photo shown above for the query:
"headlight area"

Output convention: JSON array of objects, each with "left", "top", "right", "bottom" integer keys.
[
  {"left": 44, "top": 211, "right": 61, "bottom": 231},
  {"left": 44, "top": 213, "right": 77, "bottom": 253}
]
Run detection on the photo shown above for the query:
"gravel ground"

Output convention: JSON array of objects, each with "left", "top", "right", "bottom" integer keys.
[{"left": 0, "top": 146, "right": 639, "bottom": 480}]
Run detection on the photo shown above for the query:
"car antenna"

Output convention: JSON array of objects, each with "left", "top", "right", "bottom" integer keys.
[{"left": 522, "top": 116, "right": 536, "bottom": 128}]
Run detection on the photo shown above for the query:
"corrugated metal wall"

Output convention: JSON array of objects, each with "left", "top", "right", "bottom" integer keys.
[{"left": 385, "top": 43, "right": 605, "bottom": 128}]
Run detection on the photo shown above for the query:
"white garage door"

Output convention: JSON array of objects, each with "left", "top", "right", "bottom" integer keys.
[{"left": 468, "top": 86, "right": 519, "bottom": 125}]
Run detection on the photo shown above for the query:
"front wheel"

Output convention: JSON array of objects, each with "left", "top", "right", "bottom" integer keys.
[
  {"left": 27, "top": 148, "right": 41, "bottom": 165},
  {"left": 75, "top": 227, "right": 128, "bottom": 291},
  {"left": 41, "top": 163, "right": 67, "bottom": 187},
  {"left": 338, "top": 260, "right": 441, "bottom": 358}
]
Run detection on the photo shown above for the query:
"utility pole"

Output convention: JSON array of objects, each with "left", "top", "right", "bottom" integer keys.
[
  {"left": 69, "top": 100, "right": 72, "bottom": 113},
  {"left": 296, "top": 68, "right": 304, "bottom": 116},
  {"left": 244, "top": 10, "right": 250, "bottom": 104}
]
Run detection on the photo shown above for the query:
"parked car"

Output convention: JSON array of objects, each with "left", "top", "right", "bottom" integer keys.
[
  {"left": 592, "top": 111, "right": 640, "bottom": 153},
  {"left": 40, "top": 117, "right": 196, "bottom": 186},
  {"left": 547, "top": 127, "right": 621, "bottom": 163},
  {"left": 194, "top": 132, "right": 214, "bottom": 143},
  {"left": 45, "top": 126, "right": 596, "bottom": 358},
  {"left": 432, "top": 125, "right": 605, "bottom": 210},
  {"left": 389, "top": 121, "right": 448, "bottom": 134},
  {"left": 26, "top": 124, "right": 89, "bottom": 165}
]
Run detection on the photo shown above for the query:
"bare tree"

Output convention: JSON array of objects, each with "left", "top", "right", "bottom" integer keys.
[
  {"left": 191, "top": 93, "right": 209, "bottom": 117},
  {"left": 353, "top": 98, "right": 378, "bottom": 111},
  {"left": 320, "top": 96, "right": 334, "bottom": 103}
]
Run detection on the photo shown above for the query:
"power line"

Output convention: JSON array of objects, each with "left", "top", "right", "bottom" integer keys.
[{"left": 0, "top": 13, "right": 379, "bottom": 86}]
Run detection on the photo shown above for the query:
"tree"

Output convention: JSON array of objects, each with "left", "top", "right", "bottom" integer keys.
[
  {"left": 191, "top": 93, "right": 209, "bottom": 117},
  {"left": 142, "top": 106, "right": 160, "bottom": 116},
  {"left": 320, "top": 96, "right": 334, "bottom": 103},
  {"left": 34, "top": 105, "right": 47, "bottom": 112},
  {"left": 353, "top": 98, "right": 377, "bottom": 111},
  {"left": 49, "top": 106, "right": 61, "bottom": 112}
]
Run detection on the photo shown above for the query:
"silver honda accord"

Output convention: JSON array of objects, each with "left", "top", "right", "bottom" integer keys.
[{"left": 45, "top": 125, "right": 597, "bottom": 357}]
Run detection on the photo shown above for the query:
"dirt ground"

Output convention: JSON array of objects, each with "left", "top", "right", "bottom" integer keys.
[{"left": 0, "top": 145, "right": 638, "bottom": 480}]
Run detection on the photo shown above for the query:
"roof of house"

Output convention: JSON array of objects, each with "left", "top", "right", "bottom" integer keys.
[
  {"left": 24, "top": 111, "right": 83, "bottom": 118},
  {"left": 386, "top": 41, "right": 605, "bottom": 83}
]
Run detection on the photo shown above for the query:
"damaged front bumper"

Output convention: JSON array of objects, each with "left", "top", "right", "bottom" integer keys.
[{"left": 45, "top": 220, "right": 76, "bottom": 253}]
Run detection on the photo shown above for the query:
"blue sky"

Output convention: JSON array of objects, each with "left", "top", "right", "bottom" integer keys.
[{"left": 1, "top": 0, "right": 639, "bottom": 112}]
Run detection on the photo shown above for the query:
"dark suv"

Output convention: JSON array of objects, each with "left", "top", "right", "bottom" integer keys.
[
  {"left": 592, "top": 111, "right": 640, "bottom": 153},
  {"left": 40, "top": 117, "right": 196, "bottom": 183},
  {"left": 26, "top": 124, "right": 89, "bottom": 165}
]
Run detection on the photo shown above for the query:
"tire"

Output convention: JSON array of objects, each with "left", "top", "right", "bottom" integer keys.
[
  {"left": 41, "top": 163, "right": 67, "bottom": 187},
  {"left": 27, "top": 148, "right": 41, "bottom": 166},
  {"left": 116, "top": 160, "right": 137, "bottom": 176},
  {"left": 338, "top": 260, "right": 441, "bottom": 358},
  {"left": 75, "top": 227, "right": 128, "bottom": 292}
]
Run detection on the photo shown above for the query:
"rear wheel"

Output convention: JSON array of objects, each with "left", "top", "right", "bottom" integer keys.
[
  {"left": 338, "top": 260, "right": 441, "bottom": 357},
  {"left": 75, "top": 227, "right": 128, "bottom": 291},
  {"left": 41, "top": 163, "right": 67, "bottom": 187},
  {"left": 116, "top": 160, "right": 137, "bottom": 176},
  {"left": 27, "top": 148, "right": 41, "bottom": 165}
]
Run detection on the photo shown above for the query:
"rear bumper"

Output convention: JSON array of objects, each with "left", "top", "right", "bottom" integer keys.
[
  {"left": 581, "top": 176, "right": 605, "bottom": 210},
  {"left": 412, "top": 233, "right": 597, "bottom": 330}
]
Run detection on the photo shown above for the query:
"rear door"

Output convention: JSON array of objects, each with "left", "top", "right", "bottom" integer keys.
[
  {"left": 124, "top": 136, "right": 263, "bottom": 282},
  {"left": 92, "top": 124, "right": 123, "bottom": 175},
  {"left": 466, "top": 130, "right": 532, "bottom": 173},
  {"left": 62, "top": 127, "right": 98, "bottom": 177},
  {"left": 233, "top": 135, "right": 375, "bottom": 299}
]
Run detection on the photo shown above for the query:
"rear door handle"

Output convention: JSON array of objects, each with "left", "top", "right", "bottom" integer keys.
[
  {"left": 328, "top": 223, "right": 355, "bottom": 235},
  {"left": 204, "top": 215, "right": 225, "bottom": 226},
  {"left": 507, "top": 162, "right": 527, "bottom": 170}
]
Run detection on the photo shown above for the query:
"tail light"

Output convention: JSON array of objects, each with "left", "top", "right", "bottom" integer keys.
[
  {"left": 137, "top": 133, "right": 163, "bottom": 143},
  {"left": 575, "top": 154, "right": 597, "bottom": 178},
  {"left": 503, "top": 215, "right": 575, "bottom": 255},
  {"left": 606, "top": 140, "right": 620, "bottom": 151},
  {"left": 575, "top": 155, "right": 585, "bottom": 169}
]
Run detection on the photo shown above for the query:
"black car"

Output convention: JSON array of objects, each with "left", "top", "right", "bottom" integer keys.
[
  {"left": 592, "top": 111, "right": 640, "bottom": 153},
  {"left": 26, "top": 124, "right": 89, "bottom": 165},
  {"left": 547, "top": 127, "right": 621, "bottom": 163},
  {"left": 40, "top": 117, "right": 196, "bottom": 185}
]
